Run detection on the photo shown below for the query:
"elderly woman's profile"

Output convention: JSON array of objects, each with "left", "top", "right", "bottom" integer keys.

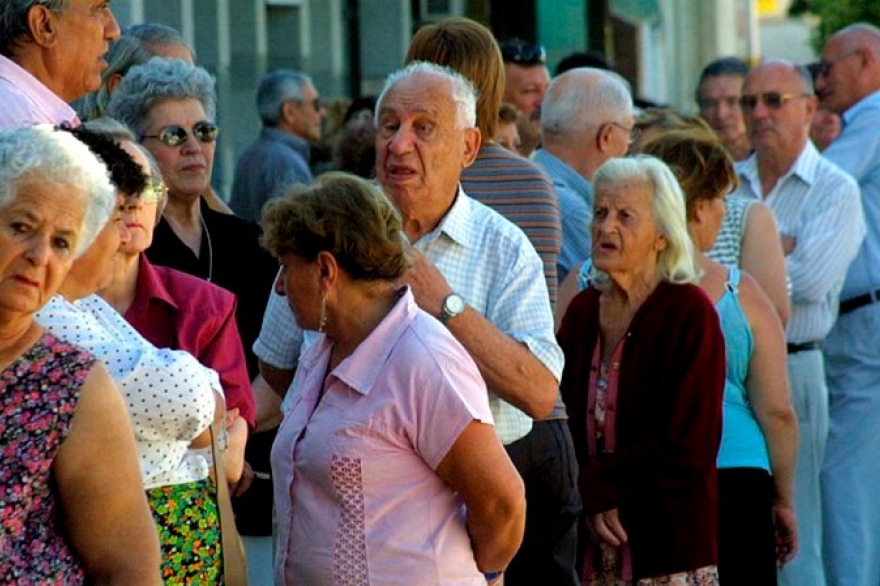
[{"left": 0, "top": 125, "right": 161, "bottom": 584}]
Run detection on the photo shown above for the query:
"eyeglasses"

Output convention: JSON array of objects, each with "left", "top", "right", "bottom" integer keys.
[
  {"left": 140, "top": 176, "right": 167, "bottom": 203},
  {"left": 809, "top": 51, "right": 860, "bottom": 79},
  {"left": 141, "top": 121, "right": 220, "bottom": 147},
  {"left": 500, "top": 42, "right": 547, "bottom": 66},
  {"left": 609, "top": 121, "right": 640, "bottom": 146},
  {"left": 739, "top": 93, "right": 811, "bottom": 113}
]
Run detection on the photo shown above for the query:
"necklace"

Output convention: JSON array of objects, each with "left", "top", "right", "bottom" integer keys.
[{"left": 200, "top": 213, "right": 213, "bottom": 283}]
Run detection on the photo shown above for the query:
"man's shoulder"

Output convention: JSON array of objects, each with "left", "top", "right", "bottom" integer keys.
[
  {"left": 464, "top": 145, "right": 553, "bottom": 189},
  {"left": 812, "top": 152, "right": 860, "bottom": 192}
]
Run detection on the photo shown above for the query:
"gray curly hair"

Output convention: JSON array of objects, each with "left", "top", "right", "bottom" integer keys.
[{"left": 106, "top": 57, "right": 217, "bottom": 138}]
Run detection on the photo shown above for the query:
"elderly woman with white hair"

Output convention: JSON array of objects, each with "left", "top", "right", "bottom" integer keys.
[
  {"left": 557, "top": 156, "right": 726, "bottom": 585},
  {"left": 107, "top": 57, "right": 278, "bottom": 380},
  {"left": 0, "top": 125, "right": 161, "bottom": 584}
]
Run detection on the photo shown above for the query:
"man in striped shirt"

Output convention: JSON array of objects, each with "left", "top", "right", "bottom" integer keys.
[{"left": 732, "top": 59, "right": 865, "bottom": 586}]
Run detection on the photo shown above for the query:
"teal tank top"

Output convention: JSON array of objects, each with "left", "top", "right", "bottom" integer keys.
[{"left": 715, "top": 268, "right": 771, "bottom": 470}]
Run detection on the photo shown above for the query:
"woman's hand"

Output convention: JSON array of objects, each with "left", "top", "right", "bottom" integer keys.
[
  {"left": 773, "top": 503, "right": 798, "bottom": 565},
  {"left": 592, "top": 509, "right": 628, "bottom": 546}
]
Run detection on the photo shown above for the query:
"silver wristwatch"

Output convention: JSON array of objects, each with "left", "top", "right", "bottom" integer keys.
[{"left": 438, "top": 293, "right": 466, "bottom": 324}]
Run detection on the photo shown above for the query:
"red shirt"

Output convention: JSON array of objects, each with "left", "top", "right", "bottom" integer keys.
[{"left": 125, "top": 254, "right": 256, "bottom": 428}]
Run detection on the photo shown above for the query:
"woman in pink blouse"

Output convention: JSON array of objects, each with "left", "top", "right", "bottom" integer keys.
[{"left": 262, "top": 173, "right": 525, "bottom": 585}]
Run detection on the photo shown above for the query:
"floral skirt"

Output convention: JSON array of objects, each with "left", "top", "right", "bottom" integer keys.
[
  {"left": 584, "top": 539, "right": 719, "bottom": 586},
  {"left": 146, "top": 479, "right": 222, "bottom": 585}
]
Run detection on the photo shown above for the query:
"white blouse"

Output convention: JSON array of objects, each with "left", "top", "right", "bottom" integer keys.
[{"left": 36, "top": 294, "right": 217, "bottom": 489}]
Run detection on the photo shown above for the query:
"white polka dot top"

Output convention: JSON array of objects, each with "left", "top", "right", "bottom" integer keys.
[{"left": 36, "top": 294, "right": 217, "bottom": 490}]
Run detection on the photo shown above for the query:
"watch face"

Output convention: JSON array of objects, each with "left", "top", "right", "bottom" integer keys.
[{"left": 446, "top": 294, "right": 466, "bottom": 315}]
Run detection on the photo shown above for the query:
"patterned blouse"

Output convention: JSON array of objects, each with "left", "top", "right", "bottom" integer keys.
[{"left": 1, "top": 333, "right": 93, "bottom": 585}]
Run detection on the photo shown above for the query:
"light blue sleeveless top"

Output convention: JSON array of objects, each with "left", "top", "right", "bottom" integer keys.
[{"left": 715, "top": 268, "right": 770, "bottom": 470}]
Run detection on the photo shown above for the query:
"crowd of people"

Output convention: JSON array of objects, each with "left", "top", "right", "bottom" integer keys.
[{"left": 2, "top": 1, "right": 880, "bottom": 586}]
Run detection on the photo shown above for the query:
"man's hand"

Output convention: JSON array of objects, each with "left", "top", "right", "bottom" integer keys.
[{"left": 400, "top": 248, "right": 453, "bottom": 316}]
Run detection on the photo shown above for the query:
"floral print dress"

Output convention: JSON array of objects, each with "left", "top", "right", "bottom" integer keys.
[{"left": 1, "top": 333, "right": 93, "bottom": 585}]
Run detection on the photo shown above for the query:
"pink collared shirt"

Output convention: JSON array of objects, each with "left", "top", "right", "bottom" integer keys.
[
  {"left": 0, "top": 55, "right": 79, "bottom": 129},
  {"left": 272, "top": 288, "right": 493, "bottom": 586}
]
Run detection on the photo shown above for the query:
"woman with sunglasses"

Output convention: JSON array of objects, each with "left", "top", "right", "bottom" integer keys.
[{"left": 108, "top": 57, "right": 278, "bottom": 382}]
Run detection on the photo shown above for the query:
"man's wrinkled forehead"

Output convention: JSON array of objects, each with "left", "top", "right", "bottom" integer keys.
[{"left": 378, "top": 76, "right": 455, "bottom": 117}]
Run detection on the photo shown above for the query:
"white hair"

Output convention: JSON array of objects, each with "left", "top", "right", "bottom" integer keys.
[
  {"left": 589, "top": 155, "right": 699, "bottom": 290},
  {"left": 0, "top": 125, "right": 116, "bottom": 257},
  {"left": 542, "top": 67, "right": 633, "bottom": 137},
  {"left": 376, "top": 61, "right": 478, "bottom": 129}
]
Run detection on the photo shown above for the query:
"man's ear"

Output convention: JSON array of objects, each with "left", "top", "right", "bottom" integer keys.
[
  {"left": 27, "top": 4, "right": 59, "bottom": 48},
  {"left": 106, "top": 72, "right": 124, "bottom": 93},
  {"left": 596, "top": 123, "right": 615, "bottom": 154},
  {"left": 461, "top": 127, "right": 481, "bottom": 169},
  {"left": 281, "top": 101, "right": 299, "bottom": 127}
]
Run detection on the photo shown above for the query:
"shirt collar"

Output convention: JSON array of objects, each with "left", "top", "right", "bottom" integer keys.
[
  {"left": 842, "top": 88, "right": 880, "bottom": 127},
  {"left": 737, "top": 140, "right": 820, "bottom": 196},
  {"left": 260, "top": 126, "right": 311, "bottom": 158},
  {"left": 533, "top": 148, "right": 593, "bottom": 203},
  {"left": 301, "top": 287, "right": 418, "bottom": 396},
  {"left": 0, "top": 54, "right": 79, "bottom": 125},
  {"left": 135, "top": 253, "right": 179, "bottom": 311},
  {"left": 415, "top": 185, "right": 478, "bottom": 250}
]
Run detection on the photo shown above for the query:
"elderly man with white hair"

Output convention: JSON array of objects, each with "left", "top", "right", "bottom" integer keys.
[{"left": 533, "top": 67, "right": 634, "bottom": 282}]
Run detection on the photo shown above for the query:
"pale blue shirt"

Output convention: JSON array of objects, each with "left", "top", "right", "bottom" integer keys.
[
  {"left": 254, "top": 186, "right": 563, "bottom": 445},
  {"left": 823, "top": 89, "right": 880, "bottom": 301},
  {"left": 734, "top": 141, "right": 865, "bottom": 342},
  {"left": 533, "top": 149, "right": 593, "bottom": 282}
]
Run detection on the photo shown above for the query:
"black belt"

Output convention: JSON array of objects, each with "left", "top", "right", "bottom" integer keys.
[
  {"left": 787, "top": 341, "right": 822, "bottom": 354},
  {"left": 840, "top": 289, "right": 880, "bottom": 315}
]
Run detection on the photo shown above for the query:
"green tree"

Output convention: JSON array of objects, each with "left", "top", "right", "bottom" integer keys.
[{"left": 789, "top": 0, "right": 880, "bottom": 51}]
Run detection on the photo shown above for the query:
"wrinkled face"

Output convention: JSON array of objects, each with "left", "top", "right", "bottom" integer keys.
[
  {"left": 810, "top": 107, "right": 842, "bottom": 150},
  {"left": 119, "top": 141, "right": 161, "bottom": 255},
  {"left": 742, "top": 65, "right": 814, "bottom": 154},
  {"left": 141, "top": 98, "right": 215, "bottom": 204},
  {"left": 815, "top": 36, "right": 864, "bottom": 114},
  {"left": 376, "top": 73, "right": 479, "bottom": 222},
  {"left": 495, "top": 122, "right": 521, "bottom": 153},
  {"left": 504, "top": 64, "right": 550, "bottom": 121},
  {"left": 291, "top": 82, "right": 325, "bottom": 142},
  {"left": 45, "top": 0, "right": 121, "bottom": 101},
  {"left": 65, "top": 194, "right": 130, "bottom": 295},
  {"left": 698, "top": 75, "right": 747, "bottom": 147},
  {"left": 275, "top": 252, "right": 321, "bottom": 331},
  {"left": 591, "top": 179, "right": 667, "bottom": 278},
  {"left": 0, "top": 181, "right": 87, "bottom": 316}
]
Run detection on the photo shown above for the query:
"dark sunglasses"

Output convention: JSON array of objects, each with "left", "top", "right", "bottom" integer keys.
[
  {"left": 739, "top": 92, "right": 811, "bottom": 113},
  {"left": 500, "top": 42, "right": 546, "bottom": 66},
  {"left": 141, "top": 121, "right": 220, "bottom": 147}
]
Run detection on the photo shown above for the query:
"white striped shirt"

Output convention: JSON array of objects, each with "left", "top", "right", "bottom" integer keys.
[{"left": 734, "top": 141, "right": 865, "bottom": 343}]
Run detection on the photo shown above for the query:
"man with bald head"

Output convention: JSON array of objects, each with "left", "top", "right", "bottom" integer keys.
[
  {"left": 813, "top": 23, "right": 880, "bottom": 586},
  {"left": 733, "top": 59, "right": 864, "bottom": 586},
  {"left": 0, "top": 0, "right": 121, "bottom": 128},
  {"left": 534, "top": 67, "right": 634, "bottom": 281}
]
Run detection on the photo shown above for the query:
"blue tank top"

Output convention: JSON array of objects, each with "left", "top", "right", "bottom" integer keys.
[{"left": 715, "top": 268, "right": 770, "bottom": 470}]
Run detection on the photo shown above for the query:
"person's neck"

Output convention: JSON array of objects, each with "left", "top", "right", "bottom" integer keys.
[
  {"left": 605, "top": 269, "right": 662, "bottom": 310},
  {"left": 543, "top": 140, "right": 597, "bottom": 182},
  {"left": 325, "top": 283, "right": 402, "bottom": 368},
  {"left": 725, "top": 135, "right": 752, "bottom": 162},
  {"left": 163, "top": 195, "right": 203, "bottom": 256},
  {"left": 398, "top": 189, "right": 456, "bottom": 243},
  {"left": 98, "top": 252, "right": 140, "bottom": 315},
  {"left": 756, "top": 141, "right": 804, "bottom": 196},
  {"left": 0, "top": 317, "right": 42, "bottom": 371}
]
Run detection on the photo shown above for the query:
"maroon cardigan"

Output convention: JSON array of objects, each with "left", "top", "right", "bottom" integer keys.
[{"left": 558, "top": 280, "right": 725, "bottom": 579}]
